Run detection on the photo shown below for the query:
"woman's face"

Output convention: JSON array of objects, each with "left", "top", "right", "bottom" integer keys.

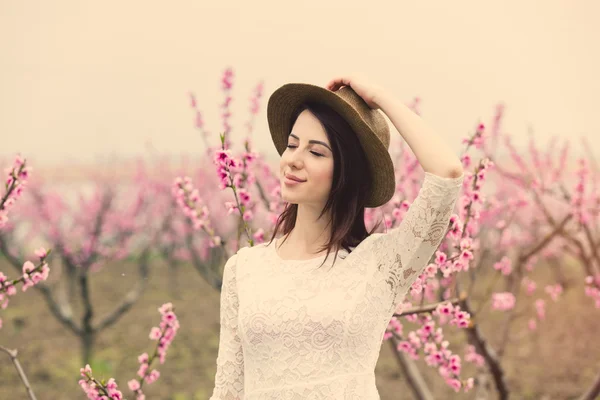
[{"left": 279, "top": 109, "right": 334, "bottom": 206}]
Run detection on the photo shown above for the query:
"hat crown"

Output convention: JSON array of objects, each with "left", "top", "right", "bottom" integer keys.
[{"left": 335, "top": 86, "right": 390, "bottom": 150}]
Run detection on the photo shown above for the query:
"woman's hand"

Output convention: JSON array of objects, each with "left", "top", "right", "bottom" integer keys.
[{"left": 325, "top": 74, "right": 386, "bottom": 109}]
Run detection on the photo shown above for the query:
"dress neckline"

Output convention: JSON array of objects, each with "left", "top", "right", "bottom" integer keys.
[{"left": 271, "top": 237, "right": 348, "bottom": 263}]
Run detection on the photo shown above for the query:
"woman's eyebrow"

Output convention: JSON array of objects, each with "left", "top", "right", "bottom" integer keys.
[{"left": 289, "top": 133, "right": 332, "bottom": 152}]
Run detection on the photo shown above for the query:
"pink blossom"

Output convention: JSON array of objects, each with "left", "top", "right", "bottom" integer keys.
[
  {"left": 528, "top": 318, "right": 537, "bottom": 331},
  {"left": 242, "top": 210, "right": 253, "bottom": 221},
  {"left": 447, "top": 378, "right": 462, "bottom": 392},
  {"left": 522, "top": 277, "right": 537, "bottom": 295},
  {"left": 545, "top": 284, "right": 563, "bottom": 301},
  {"left": 493, "top": 256, "right": 512, "bottom": 275},
  {"left": 238, "top": 189, "right": 251, "bottom": 206},
  {"left": 128, "top": 379, "right": 140, "bottom": 391},
  {"left": 424, "top": 263, "right": 438, "bottom": 277},
  {"left": 22, "top": 261, "right": 35, "bottom": 275},
  {"left": 492, "top": 292, "right": 516, "bottom": 311},
  {"left": 460, "top": 249, "right": 474, "bottom": 261},
  {"left": 253, "top": 228, "right": 265, "bottom": 243},
  {"left": 149, "top": 327, "right": 161, "bottom": 340},
  {"left": 436, "top": 302, "right": 454, "bottom": 316},
  {"left": 461, "top": 154, "right": 471, "bottom": 168},
  {"left": 464, "top": 377, "right": 475, "bottom": 391},
  {"left": 464, "top": 345, "right": 484, "bottom": 367},
  {"left": 137, "top": 362, "right": 149, "bottom": 378},
  {"left": 535, "top": 299, "right": 546, "bottom": 319},
  {"left": 144, "top": 369, "right": 161, "bottom": 384},
  {"left": 435, "top": 251, "right": 447, "bottom": 265},
  {"left": 34, "top": 247, "right": 48, "bottom": 259}
]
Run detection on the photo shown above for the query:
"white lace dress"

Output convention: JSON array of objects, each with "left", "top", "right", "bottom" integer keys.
[{"left": 209, "top": 171, "right": 465, "bottom": 399}]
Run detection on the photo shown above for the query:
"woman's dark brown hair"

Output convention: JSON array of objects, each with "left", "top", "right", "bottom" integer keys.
[{"left": 267, "top": 101, "right": 383, "bottom": 269}]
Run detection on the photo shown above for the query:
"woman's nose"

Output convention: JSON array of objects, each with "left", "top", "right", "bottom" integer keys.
[{"left": 289, "top": 151, "right": 304, "bottom": 168}]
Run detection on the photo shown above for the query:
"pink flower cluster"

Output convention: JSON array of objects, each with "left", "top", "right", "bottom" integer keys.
[
  {"left": 221, "top": 67, "right": 234, "bottom": 146},
  {"left": 189, "top": 92, "right": 205, "bottom": 131},
  {"left": 79, "top": 303, "right": 179, "bottom": 400},
  {"left": 584, "top": 274, "right": 600, "bottom": 308},
  {"left": 0, "top": 247, "right": 50, "bottom": 330},
  {"left": 456, "top": 158, "right": 494, "bottom": 239},
  {"left": 214, "top": 149, "right": 245, "bottom": 190},
  {"left": 522, "top": 276, "right": 537, "bottom": 295},
  {"left": 493, "top": 256, "right": 512, "bottom": 275},
  {"left": 406, "top": 224, "right": 476, "bottom": 297},
  {"left": 245, "top": 81, "right": 264, "bottom": 136},
  {"left": 79, "top": 365, "right": 124, "bottom": 400},
  {"left": 491, "top": 292, "right": 516, "bottom": 311},
  {"left": 545, "top": 284, "right": 563, "bottom": 301},
  {"left": 571, "top": 158, "right": 591, "bottom": 224},
  {"left": 383, "top": 123, "right": 495, "bottom": 391},
  {"left": 464, "top": 344, "right": 485, "bottom": 367},
  {"left": 266, "top": 184, "right": 285, "bottom": 225},
  {"left": 212, "top": 146, "right": 259, "bottom": 244},
  {"left": 0, "top": 154, "right": 31, "bottom": 229},
  {"left": 535, "top": 298, "right": 546, "bottom": 319},
  {"left": 446, "top": 213, "right": 463, "bottom": 241},
  {"left": 461, "top": 122, "right": 485, "bottom": 149},
  {"left": 172, "top": 176, "right": 221, "bottom": 247},
  {"left": 182, "top": 71, "right": 269, "bottom": 249},
  {"left": 148, "top": 302, "right": 179, "bottom": 365},
  {"left": 390, "top": 198, "right": 411, "bottom": 226},
  {"left": 526, "top": 298, "right": 547, "bottom": 331},
  {"left": 388, "top": 310, "right": 474, "bottom": 393},
  {"left": 432, "top": 301, "right": 471, "bottom": 328},
  {"left": 526, "top": 285, "right": 565, "bottom": 331},
  {"left": 503, "top": 134, "right": 530, "bottom": 175}
]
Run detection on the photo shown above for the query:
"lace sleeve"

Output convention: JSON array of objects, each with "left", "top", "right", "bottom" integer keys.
[
  {"left": 368, "top": 171, "right": 464, "bottom": 314},
  {"left": 209, "top": 252, "right": 245, "bottom": 400}
]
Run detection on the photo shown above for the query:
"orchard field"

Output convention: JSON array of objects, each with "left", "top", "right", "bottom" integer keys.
[{"left": 1, "top": 70, "right": 599, "bottom": 399}]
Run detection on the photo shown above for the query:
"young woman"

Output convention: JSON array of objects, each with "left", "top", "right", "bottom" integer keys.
[{"left": 209, "top": 75, "right": 465, "bottom": 399}]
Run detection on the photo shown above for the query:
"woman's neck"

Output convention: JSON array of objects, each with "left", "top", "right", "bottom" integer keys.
[{"left": 282, "top": 204, "right": 332, "bottom": 255}]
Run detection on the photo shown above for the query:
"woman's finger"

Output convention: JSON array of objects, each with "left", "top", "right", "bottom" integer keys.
[
  {"left": 325, "top": 79, "right": 339, "bottom": 90},
  {"left": 326, "top": 76, "right": 351, "bottom": 91}
]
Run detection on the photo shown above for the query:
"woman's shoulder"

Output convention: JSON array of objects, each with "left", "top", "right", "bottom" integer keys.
[
  {"left": 353, "top": 232, "right": 385, "bottom": 249},
  {"left": 235, "top": 241, "right": 272, "bottom": 259}
]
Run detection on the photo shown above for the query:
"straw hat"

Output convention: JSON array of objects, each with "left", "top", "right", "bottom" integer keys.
[{"left": 267, "top": 83, "right": 395, "bottom": 208}]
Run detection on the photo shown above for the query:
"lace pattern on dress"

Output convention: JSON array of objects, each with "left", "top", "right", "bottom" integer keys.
[{"left": 209, "top": 171, "right": 464, "bottom": 399}]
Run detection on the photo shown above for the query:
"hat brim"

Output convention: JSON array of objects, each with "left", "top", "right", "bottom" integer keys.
[{"left": 267, "top": 83, "right": 395, "bottom": 208}]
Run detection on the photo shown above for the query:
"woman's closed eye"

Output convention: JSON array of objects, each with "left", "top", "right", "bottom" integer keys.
[{"left": 286, "top": 144, "right": 324, "bottom": 157}]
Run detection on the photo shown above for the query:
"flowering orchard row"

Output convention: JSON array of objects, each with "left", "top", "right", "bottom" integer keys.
[{"left": 1, "top": 67, "right": 599, "bottom": 398}]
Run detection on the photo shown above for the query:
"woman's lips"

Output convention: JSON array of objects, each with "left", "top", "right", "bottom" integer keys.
[{"left": 284, "top": 176, "right": 305, "bottom": 186}]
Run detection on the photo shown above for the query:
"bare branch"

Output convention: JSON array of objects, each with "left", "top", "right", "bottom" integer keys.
[
  {"left": 184, "top": 218, "right": 226, "bottom": 289},
  {"left": 387, "top": 338, "right": 434, "bottom": 400},
  {"left": 459, "top": 295, "right": 509, "bottom": 400},
  {"left": 579, "top": 368, "right": 600, "bottom": 400},
  {"left": 94, "top": 247, "right": 151, "bottom": 332},
  {"left": 0, "top": 345, "right": 38, "bottom": 400},
  {"left": 0, "top": 234, "right": 81, "bottom": 335},
  {"left": 518, "top": 214, "right": 572, "bottom": 263},
  {"left": 254, "top": 180, "right": 271, "bottom": 210}
]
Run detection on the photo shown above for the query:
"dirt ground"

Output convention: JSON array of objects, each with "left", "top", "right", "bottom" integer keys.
[{"left": 0, "top": 255, "right": 598, "bottom": 400}]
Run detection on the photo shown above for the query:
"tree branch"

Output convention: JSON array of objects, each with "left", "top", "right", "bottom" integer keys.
[
  {"left": 393, "top": 297, "right": 462, "bottom": 318},
  {"left": 0, "top": 234, "right": 81, "bottom": 335},
  {"left": 94, "top": 247, "right": 151, "bottom": 332},
  {"left": 459, "top": 295, "right": 509, "bottom": 400},
  {"left": 388, "top": 338, "right": 434, "bottom": 400},
  {"left": 0, "top": 345, "right": 38, "bottom": 400},
  {"left": 579, "top": 368, "right": 600, "bottom": 400}
]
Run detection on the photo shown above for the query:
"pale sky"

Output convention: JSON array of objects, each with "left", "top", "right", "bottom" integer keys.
[{"left": 1, "top": 1, "right": 598, "bottom": 169}]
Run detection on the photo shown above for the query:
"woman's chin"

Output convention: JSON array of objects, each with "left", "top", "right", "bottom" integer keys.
[{"left": 281, "top": 195, "right": 300, "bottom": 204}]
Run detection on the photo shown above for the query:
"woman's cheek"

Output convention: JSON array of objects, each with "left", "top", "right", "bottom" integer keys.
[{"left": 316, "top": 164, "right": 334, "bottom": 193}]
